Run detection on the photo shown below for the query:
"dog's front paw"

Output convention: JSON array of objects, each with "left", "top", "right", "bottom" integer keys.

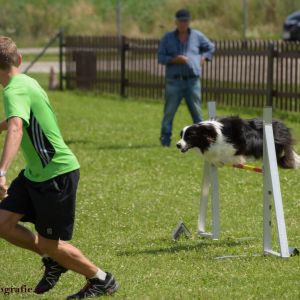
[{"left": 215, "top": 161, "right": 225, "bottom": 168}]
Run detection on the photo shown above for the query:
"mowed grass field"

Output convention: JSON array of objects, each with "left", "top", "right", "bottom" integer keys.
[{"left": 0, "top": 88, "right": 300, "bottom": 300}]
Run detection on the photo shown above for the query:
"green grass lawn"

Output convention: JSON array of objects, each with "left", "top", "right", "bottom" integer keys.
[{"left": 0, "top": 90, "right": 299, "bottom": 300}]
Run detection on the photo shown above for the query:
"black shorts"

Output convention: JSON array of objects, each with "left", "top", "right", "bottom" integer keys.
[{"left": 0, "top": 169, "right": 80, "bottom": 241}]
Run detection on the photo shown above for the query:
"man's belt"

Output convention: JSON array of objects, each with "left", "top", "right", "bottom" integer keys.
[{"left": 172, "top": 75, "right": 199, "bottom": 80}]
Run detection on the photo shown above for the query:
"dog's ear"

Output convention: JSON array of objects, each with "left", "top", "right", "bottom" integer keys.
[
  {"left": 195, "top": 124, "right": 217, "bottom": 144},
  {"left": 179, "top": 129, "right": 183, "bottom": 138}
]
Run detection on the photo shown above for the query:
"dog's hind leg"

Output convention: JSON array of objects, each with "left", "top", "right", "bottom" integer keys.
[
  {"left": 292, "top": 150, "right": 300, "bottom": 168},
  {"left": 277, "top": 145, "right": 300, "bottom": 169}
]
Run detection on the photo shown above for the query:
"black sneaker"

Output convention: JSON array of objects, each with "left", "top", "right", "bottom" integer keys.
[
  {"left": 34, "top": 257, "right": 67, "bottom": 294},
  {"left": 66, "top": 273, "right": 119, "bottom": 299}
]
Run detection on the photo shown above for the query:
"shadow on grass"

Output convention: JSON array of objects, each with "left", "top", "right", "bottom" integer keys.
[
  {"left": 117, "top": 238, "right": 252, "bottom": 256},
  {"left": 65, "top": 139, "right": 160, "bottom": 150}
]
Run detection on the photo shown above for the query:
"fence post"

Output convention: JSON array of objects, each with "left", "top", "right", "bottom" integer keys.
[
  {"left": 59, "top": 27, "right": 64, "bottom": 91},
  {"left": 120, "top": 36, "right": 127, "bottom": 97},
  {"left": 23, "top": 29, "right": 61, "bottom": 75},
  {"left": 266, "top": 42, "right": 274, "bottom": 107}
]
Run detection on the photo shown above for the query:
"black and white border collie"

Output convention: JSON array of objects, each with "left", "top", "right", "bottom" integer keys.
[{"left": 176, "top": 116, "right": 300, "bottom": 169}]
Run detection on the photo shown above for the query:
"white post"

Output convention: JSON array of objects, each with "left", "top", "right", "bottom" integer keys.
[
  {"left": 211, "top": 165, "right": 220, "bottom": 239},
  {"left": 198, "top": 102, "right": 220, "bottom": 240},
  {"left": 263, "top": 107, "right": 290, "bottom": 258},
  {"left": 198, "top": 161, "right": 211, "bottom": 234}
]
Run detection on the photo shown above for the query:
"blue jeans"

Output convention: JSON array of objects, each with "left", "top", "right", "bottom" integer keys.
[{"left": 160, "top": 77, "right": 202, "bottom": 145}]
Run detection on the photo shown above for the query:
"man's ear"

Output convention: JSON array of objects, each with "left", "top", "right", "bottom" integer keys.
[{"left": 17, "top": 53, "right": 22, "bottom": 67}]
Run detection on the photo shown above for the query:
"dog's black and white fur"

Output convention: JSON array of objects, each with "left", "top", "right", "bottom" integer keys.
[{"left": 176, "top": 116, "right": 300, "bottom": 169}]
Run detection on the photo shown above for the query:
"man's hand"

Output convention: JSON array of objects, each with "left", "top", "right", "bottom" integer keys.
[
  {"left": 201, "top": 56, "right": 206, "bottom": 65},
  {"left": 171, "top": 55, "right": 189, "bottom": 64},
  {"left": 0, "top": 176, "right": 8, "bottom": 200}
]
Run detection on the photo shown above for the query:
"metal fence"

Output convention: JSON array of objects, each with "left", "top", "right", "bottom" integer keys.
[
  {"left": 64, "top": 36, "right": 164, "bottom": 98},
  {"left": 64, "top": 36, "right": 300, "bottom": 112},
  {"left": 203, "top": 40, "right": 300, "bottom": 112}
]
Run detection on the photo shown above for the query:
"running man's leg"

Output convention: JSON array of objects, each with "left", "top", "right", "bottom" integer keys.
[
  {"left": 37, "top": 235, "right": 119, "bottom": 298},
  {"left": 0, "top": 171, "right": 43, "bottom": 255},
  {"left": 0, "top": 209, "right": 41, "bottom": 255},
  {"left": 37, "top": 234, "right": 97, "bottom": 278},
  {"left": 32, "top": 169, "right": 117, "bottom": 296}
]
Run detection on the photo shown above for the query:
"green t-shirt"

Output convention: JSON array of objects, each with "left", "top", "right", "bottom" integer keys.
[{"left": 3, "top": 74, "right": 80, "bottom": 182}]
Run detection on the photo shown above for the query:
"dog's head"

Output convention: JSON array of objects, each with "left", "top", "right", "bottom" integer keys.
[{"left": 176, "top": 121, "right": 220, "bottom": 153}]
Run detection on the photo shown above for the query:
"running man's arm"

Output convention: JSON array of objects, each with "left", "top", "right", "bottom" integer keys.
[
  {"left": 0, "top": 117, "right": 23, "bottom": 172},
  {"left": 0, "top": 120, "right": 8, "bottom": 133},
  {"left": 0, "top": 117, "right": 23, "bottom": 199}
]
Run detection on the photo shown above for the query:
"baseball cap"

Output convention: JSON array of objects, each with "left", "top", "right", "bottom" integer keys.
[{"left": 175, "top": 9, "right": 191, "bottom": 21}]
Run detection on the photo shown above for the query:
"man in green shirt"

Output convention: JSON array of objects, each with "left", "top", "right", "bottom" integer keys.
[{"left": 0, "top": 36, "right": 118, "bottom": 299}]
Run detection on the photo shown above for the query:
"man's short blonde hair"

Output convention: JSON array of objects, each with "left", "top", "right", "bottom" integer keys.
[{"left": 0, "top": 36, "right": 19, "bottom": 70}]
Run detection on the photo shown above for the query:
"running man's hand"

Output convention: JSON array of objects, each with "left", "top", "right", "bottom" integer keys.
[{"left": 0, "top": 176, "right": 8, "bottom": 200}]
